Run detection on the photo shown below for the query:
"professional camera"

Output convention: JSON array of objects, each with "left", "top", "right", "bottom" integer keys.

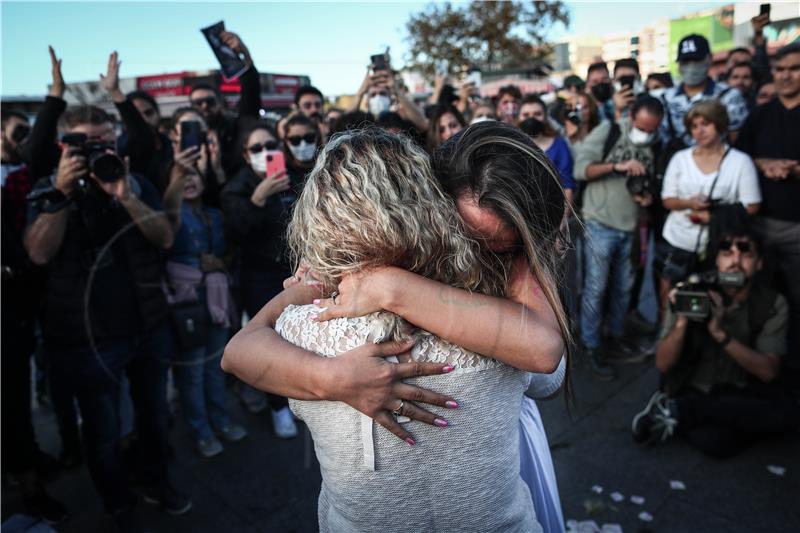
[
  {"left": 625, "top": 174, "right": 653, "bottom": 196},
  {"left": 673, "top": 271, "right": 746, "bottom": 318},
  {"left": 61, "top": 132, "right": 125, "bottom": 183}
]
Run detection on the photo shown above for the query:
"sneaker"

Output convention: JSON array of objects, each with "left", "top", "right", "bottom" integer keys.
[
  {"left": 216, "top": 423, "right": 248, "bottom": 442},
  {"left": 585, "top": 347, "right": 616, "bottom": 380},
  {"left": 196, "top": 436, "right": 224, "bottom": 458},
  {"left": 271, "top": 407, "right": 298, "bottom": 439},
  {"left": 632, "top": 391, "right": 678, "bottom": 444},
  {"left": 24, "top": 486, "right": 69, "bottom": 525},
  {"left": 142, "top": 482, "right": 192, "bottom": 516}
]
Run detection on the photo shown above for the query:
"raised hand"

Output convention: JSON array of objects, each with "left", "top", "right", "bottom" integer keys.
[
  {"left": 99, "top": 51, "right": 124, "bottom": 101},
  {"left": 48, "top": 46, "right": 65, "bottom": 98}
]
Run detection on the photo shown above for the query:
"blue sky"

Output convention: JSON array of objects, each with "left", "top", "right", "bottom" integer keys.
[{"left": 1, "top": 1, "right": 725, "bottom": 97}]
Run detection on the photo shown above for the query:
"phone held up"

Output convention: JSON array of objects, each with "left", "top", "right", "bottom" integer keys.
[
  {"left": 265, "top": 150, "right": 286, "bottom": 177},
  {"left": 180, "top": 121, "right": 207, "bottom": 152},
  {"left": 759, "top": 3, "right": 770, "bottom": 17}
]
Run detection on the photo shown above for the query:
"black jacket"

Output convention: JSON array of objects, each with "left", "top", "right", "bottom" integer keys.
[{"left": 221, "top": 165, "right": 297, "bottom": 272}]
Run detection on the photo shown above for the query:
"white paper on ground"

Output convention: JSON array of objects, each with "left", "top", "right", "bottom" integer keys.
[
  {"left": 638, "top": 511, "right": 654, "bottom": 522},
  {"left": 767, "top": 465, "right": 786, "bottom": 476},
  {"left": 630, "top": 495, "right": 645, "bottom": 505},
  {"left": 670, "top": 480, "right": 686, "bottom": 490},
  {"left": 610, "top": 492, "right": 625, "bottom": 502}
]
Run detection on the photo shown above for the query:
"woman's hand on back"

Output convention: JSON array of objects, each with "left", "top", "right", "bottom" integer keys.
[
  {"left": 325, "top": 338, "right": 459, "bottom": 445},
  {"left": 311, "top": 267, "right": 395, "bottom": 321}
]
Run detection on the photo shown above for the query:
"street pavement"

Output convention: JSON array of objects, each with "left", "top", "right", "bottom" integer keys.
[{"left": 3, "top": 353, "right": 798, "bottom": 533}]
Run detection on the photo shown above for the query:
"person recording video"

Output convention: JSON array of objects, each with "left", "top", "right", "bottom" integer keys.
[{"left": 632, "top": 228, "right": 799, "bottom": 458}]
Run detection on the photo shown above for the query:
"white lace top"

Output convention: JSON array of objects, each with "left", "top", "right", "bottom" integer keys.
[{"left": 276, "top": 304, "right": 541, "bottom": 533}]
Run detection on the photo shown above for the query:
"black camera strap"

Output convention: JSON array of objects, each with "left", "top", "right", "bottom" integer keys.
[{"left": 689, "top": 145, "right": 732, "bottom": 265}]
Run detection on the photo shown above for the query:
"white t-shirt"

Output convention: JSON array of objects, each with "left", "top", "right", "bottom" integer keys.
[{"left": 661, "top": 146, "right": 761, "bottom": 252}]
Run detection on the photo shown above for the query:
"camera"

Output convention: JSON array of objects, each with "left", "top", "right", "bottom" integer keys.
[
  {"left": 61, "top": 133, "right": 125, "bottom": 183},
  {"left": 625, "top": 174, "right": 653, "bottom": 196},
  {"left": 673, "top": 271, "right": 746, "bottom": 318}
]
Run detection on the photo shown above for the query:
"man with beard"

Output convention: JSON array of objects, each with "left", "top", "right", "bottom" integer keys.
[
  {"left": 294, "top": 85, "right": 331, "bottom": 141},
  {"left": 189, "top": 30, "right": 261, "bottom": 178},
  {"left": 632, "top": 228, "right": 799, "bottom": 458}
]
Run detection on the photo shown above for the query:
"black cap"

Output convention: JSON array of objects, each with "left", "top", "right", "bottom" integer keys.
[{"left": 677, "top": 34, "right": 711, "bottom": 62}]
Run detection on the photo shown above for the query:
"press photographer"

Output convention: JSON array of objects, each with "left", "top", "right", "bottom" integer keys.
[
  {"left": 23, "top": 102, "right": 191, "bottom": 529},
  {"left": 632, "top": 228, "right": 800, "bottom": 457},
  {"left": 574, "top": 95, "right": 664, "bottom": 379}
]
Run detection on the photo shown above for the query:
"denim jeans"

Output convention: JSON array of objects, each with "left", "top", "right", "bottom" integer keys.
[
  {"left": 580, "top": 219, "right": 635, "bottom": 350},
  {"left": 47, "top": 323, "right": 171, "bottom": 513},
  {"left": 172, "top": 324, "right": 230, "bottom": 442}
]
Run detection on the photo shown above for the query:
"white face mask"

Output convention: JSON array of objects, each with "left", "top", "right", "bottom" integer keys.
[
  {"left": 629, "top": 126, "right": 655, "bottom": 146},
  {"left": 649, "top": 88, "right": 666, "bottom": 99},
  {"left": 368, "top": 94, "right": 391, "bottom": 116},
  {"left": 288, "top": 140, "right": 316, "bottom": 162},
  {"left": 249, "top": 151, "right": 268, "bottom": 175}
]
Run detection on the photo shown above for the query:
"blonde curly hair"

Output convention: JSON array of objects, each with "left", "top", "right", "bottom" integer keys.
[{"left": 288, "top": 128, "right": 507, "bottom": 339}]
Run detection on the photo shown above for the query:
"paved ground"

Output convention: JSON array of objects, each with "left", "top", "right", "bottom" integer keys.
[{"left": 3, "top": 350, "right": 798, "bottom": 533}]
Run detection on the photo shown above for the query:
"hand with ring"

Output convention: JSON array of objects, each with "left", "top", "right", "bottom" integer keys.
[{"left": 324, "top": 338, "right": 458, "bottom": 445}]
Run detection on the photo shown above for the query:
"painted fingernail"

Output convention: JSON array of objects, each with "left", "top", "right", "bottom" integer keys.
[
  {"left": 309, "top": 314, "right": 318, "bottom": 321},
  {"left": 445, "top": 401, "right": 459, "bottom": 409},
  {"left": 434, "top": 418, "right": 448, "bottom": 427},
  {"left": 312, "top": 299, "right": 320, "bottom": 304},
  {"left": 405, "top": 437, "right": 416, "bottom": 446},
  {"left": 442, "top": 365, "right": 455, "bottom": 373}
]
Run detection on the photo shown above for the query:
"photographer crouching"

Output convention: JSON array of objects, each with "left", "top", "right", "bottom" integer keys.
[
  {"left": 632, "top": 227, "right": 800, "bottom": 458},
  {"left": 24, "top": 104, "right": 191, "bottom": 531}
]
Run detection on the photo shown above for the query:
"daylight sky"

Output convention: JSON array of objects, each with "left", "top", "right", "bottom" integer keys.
[{"left": 2, "top": 1, "right": 727, "bottom": 97}]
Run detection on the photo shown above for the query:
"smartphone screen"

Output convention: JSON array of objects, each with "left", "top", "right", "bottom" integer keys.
[
  {"left": 619, "top": 75, "right": 635, "bottom": 90},
  {"left": 370, "top": 53, "right": 387, "bottom": 72},
  {"left": 180, "top": 121, "right": 206, "bottom": 152},
  {"left": 265, "top": 150, "right": 286, "bottom": 177},
  {"left": 759, "top": 3, "right": 770, "bottom": 16}
]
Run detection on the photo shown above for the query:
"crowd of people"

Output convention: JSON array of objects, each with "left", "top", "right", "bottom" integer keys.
[{"left": 2, "top": 10, "right": 799, "bottom": 533}]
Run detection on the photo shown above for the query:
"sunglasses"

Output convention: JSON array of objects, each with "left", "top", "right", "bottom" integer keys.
[
  {"left": 719, "top": 239, "right": 752, "bottom": 254},
  {"left": 248, "top": 141, "right": 280, "bottom": 153},
  {"left": 191, "top": 96, "right": 218, "bottom": 108},
  {"left": 286, "top": 133, "right": 317, "bottom": 146}
]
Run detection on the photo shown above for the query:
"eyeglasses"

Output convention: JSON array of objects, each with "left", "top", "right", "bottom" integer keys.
[
  {"left": 191, "top": 96, "right": 218, "bottom": 108},
  {"left": 719, "top": 238, "right": 752, "bottom": 254},
  {"left": 247, "top": 141, "right": 280, "bottom": 153},
  {"left": 286, "top": 133, "right": 317, "bottom": 146}
]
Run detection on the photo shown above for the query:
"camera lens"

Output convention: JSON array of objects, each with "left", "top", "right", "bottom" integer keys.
[{"left": 90, "top": 152, "right": 125, "bottom": 183}]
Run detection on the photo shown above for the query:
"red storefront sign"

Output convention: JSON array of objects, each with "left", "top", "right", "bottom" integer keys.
[{"left": 137, "top": 72, "right": 191, "bottom": 97}]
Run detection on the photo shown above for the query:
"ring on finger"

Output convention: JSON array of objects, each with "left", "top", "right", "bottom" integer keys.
[
  {"left": 331, "top": 290, "right": 340, "bottom": 305},
  {"left": 392, "top": 399, "right": 404, "bottom": 416}
]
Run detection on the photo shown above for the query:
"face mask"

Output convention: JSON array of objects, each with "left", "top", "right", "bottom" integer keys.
[
  {"left": 649, "top": 88, "right": 666, "bottom": 99},
  {"left": 368, "top": 95, "right": 391, "bottom": 116},
  {"left": 629, "top": 126, "right": 655, "bottom": 146},
  {"left": 680, "top": 61, "right": 709, "bottom": 86},
  {"left": 289, "top": 140, "right": 316, "bottom": 162},
  {"left": 249, "top": 151, "right": 268, "bottom": 175},
  {"left": 591, "top": 82, "right": 613, "bottom": 103}
]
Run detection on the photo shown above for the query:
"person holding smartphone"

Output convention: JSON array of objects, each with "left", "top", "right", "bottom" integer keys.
[{"left": 220, "top": 121, "right": 299, "bottom": 437}]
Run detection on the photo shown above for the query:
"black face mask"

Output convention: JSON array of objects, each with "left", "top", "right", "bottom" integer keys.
[
  {"left": 519, "top": 118, "right": 545, "bottom": 138},
  {"left": 591, "top": 82, "right": 613, "bottom": 103}
]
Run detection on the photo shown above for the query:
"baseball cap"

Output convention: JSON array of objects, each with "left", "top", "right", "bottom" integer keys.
[{"left": 677, "top": 34, "right": 711, "bottom": 62}]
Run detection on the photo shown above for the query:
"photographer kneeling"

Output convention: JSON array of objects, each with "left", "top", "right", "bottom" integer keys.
[{"left": 632, "top": 228, "right": 800, "bottom": 457}]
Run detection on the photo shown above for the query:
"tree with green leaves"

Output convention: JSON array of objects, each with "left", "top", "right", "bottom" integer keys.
[{"left": 405, "top": 1, "right": 570, "bottom": 77}]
